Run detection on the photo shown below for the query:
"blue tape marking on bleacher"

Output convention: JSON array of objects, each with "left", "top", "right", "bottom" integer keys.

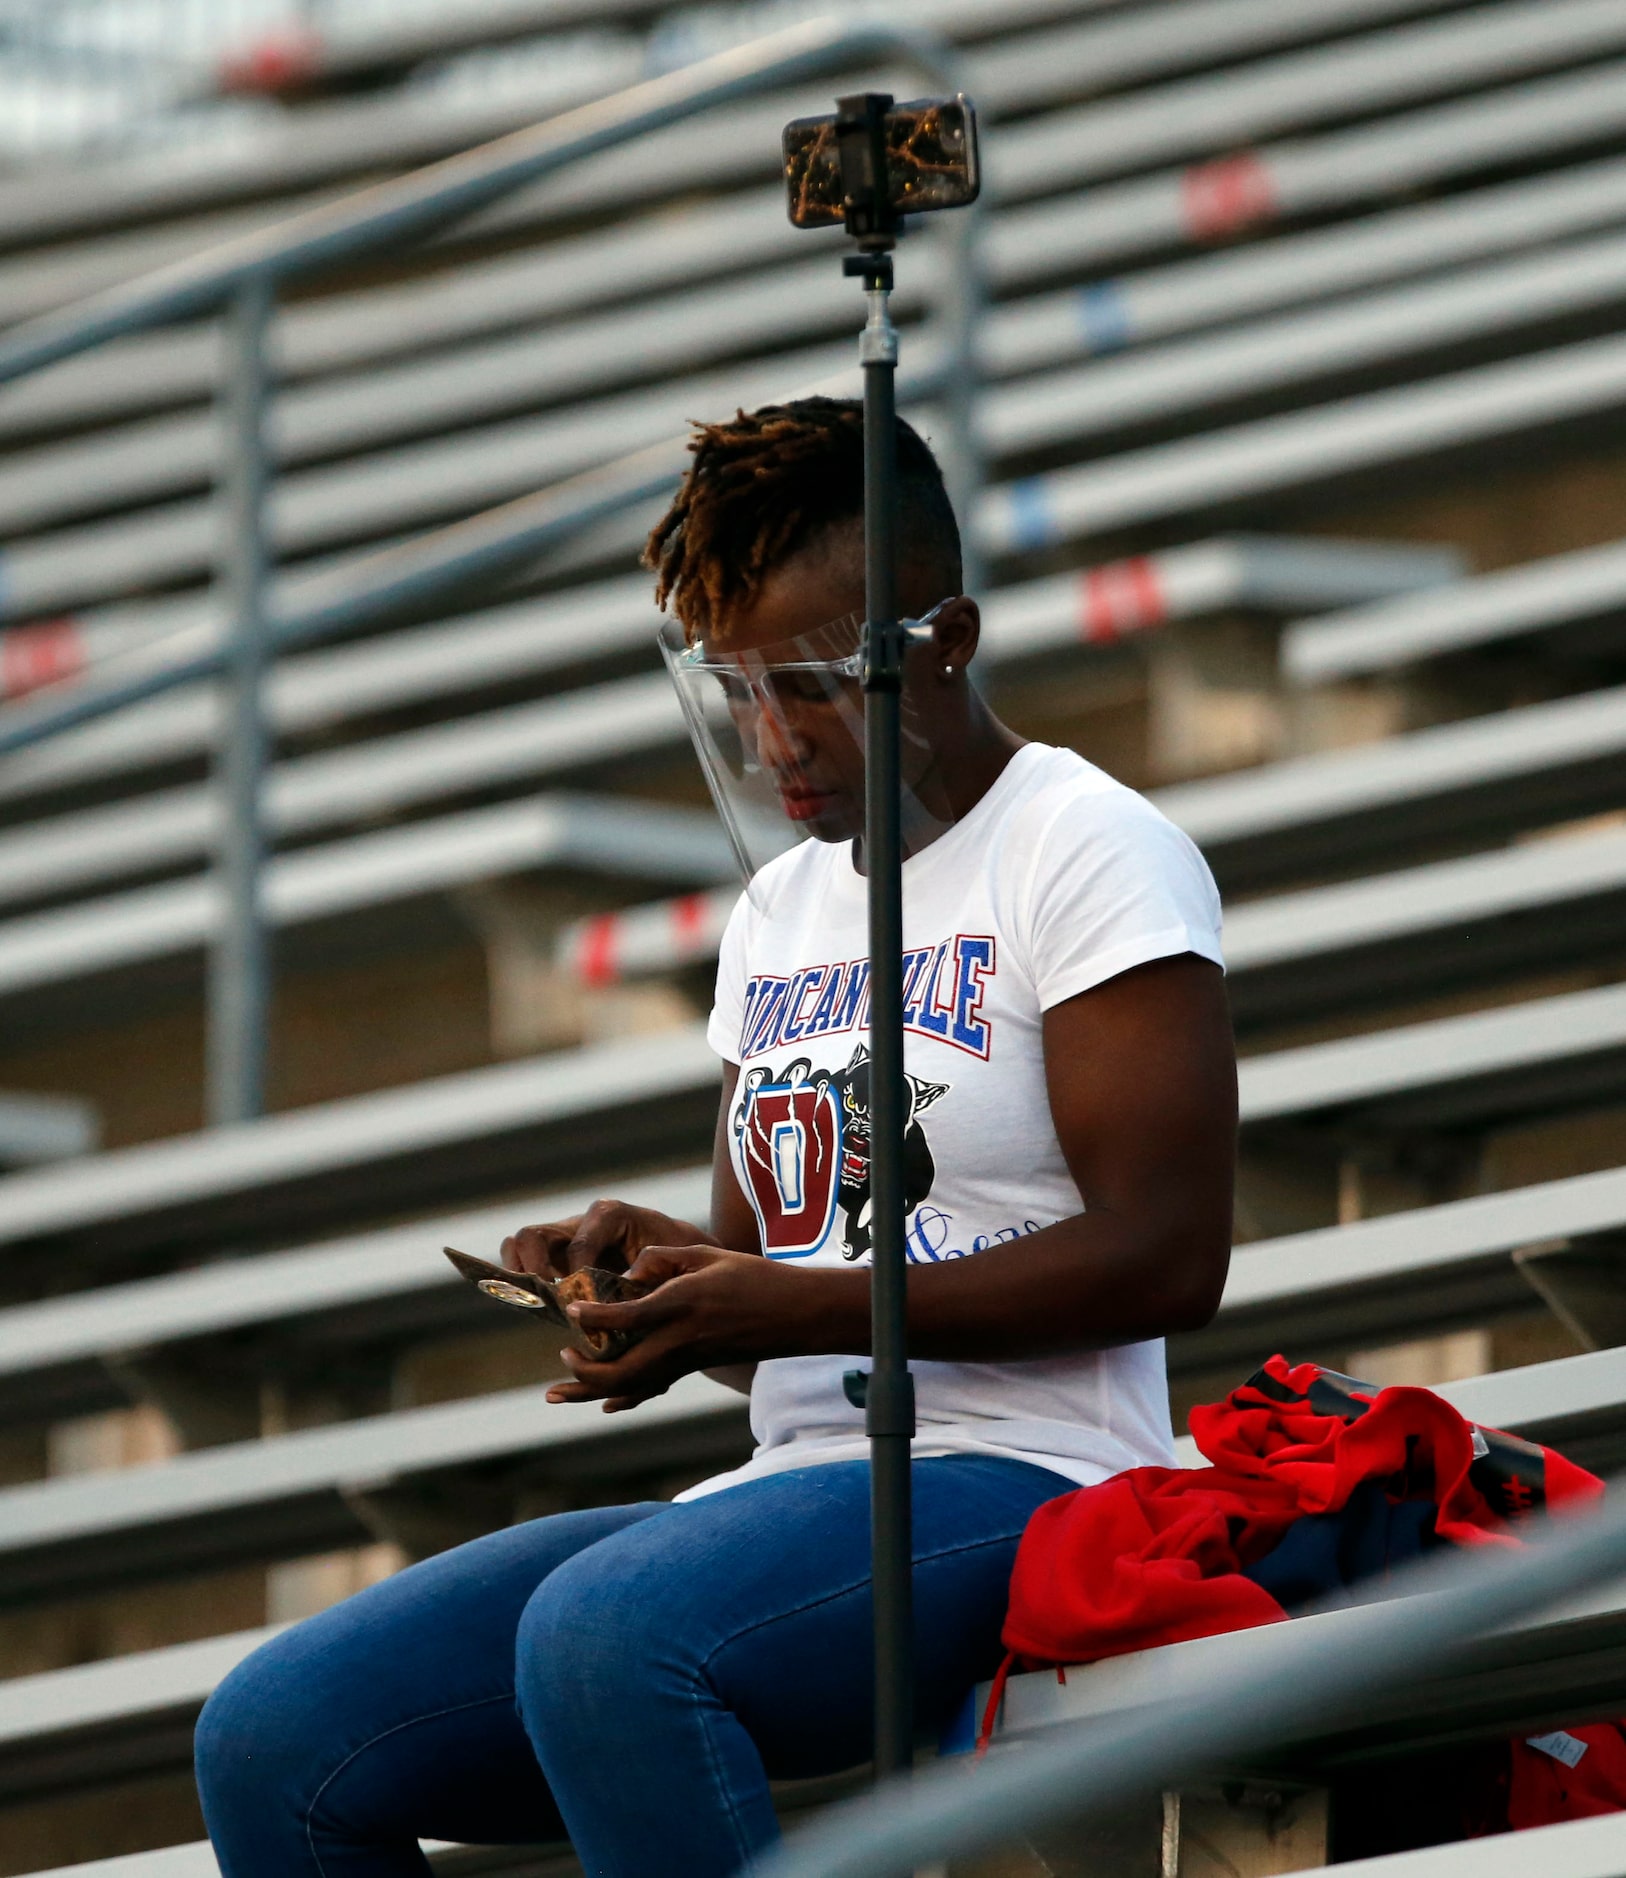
[
  {"left": 1076, "top": 281, "right": 1132, "bottom": 354},
  {"left": 1003, "top": 479, "right": 1056, "bottom": 553}
]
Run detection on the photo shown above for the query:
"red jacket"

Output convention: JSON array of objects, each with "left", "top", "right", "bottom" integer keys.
[{"left": 990, "top": 1358, "right": 1613, "bottom": 1838}]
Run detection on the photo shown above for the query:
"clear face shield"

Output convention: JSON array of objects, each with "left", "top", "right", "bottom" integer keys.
[{"left": 659, "top": 600, "right": 957, "bottom": 907}]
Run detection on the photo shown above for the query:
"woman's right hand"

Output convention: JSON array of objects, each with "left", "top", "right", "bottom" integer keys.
[{"left": 500, "top": 1199, "right": 710, "bottom": 1280}]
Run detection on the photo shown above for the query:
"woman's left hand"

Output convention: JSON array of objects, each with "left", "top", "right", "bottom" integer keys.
[{"left": 545, "top": 1244, "right": 828, "bottom": 1413}]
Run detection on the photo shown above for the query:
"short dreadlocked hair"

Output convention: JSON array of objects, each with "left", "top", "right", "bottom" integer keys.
[{"left": 644, "top": 396, "right": 962, "bottom": 642}]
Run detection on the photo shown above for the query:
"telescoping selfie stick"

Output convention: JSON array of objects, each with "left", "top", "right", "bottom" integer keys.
[{"left": 784, "top": 90, "right": 979, "bottom": 1780}]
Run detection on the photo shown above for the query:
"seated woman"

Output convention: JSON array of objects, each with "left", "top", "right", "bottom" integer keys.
[{"left": 194, "top": 397, "right": 1237, "bottom": 1878}]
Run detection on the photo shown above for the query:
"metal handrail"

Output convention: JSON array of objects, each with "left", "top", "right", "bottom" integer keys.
[
  {"left": 760, "top": 1473, "right": 1626, "bottom": 1878},
  {"left": 0, "top": 18, "right": 955, "bottom": 386},
  {"left": 0, "top": 16, "right": 977, "bottom": 1124}
]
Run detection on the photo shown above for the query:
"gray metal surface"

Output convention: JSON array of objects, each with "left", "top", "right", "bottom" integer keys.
[
  {"left": 0, "top": 1622, "right": 283, "bottom": 1806},
  {"left": 0, "top": 1093, "right": 98, "bottom": 1171},
  {"left": 20, "top": 1844, "right": 224, "bottom": 1878},
  {"left": 548, "top": 768, "right": 1617, "bottom": 1022},
  {"left": 24, "top": 1813, "right": 1626, "bottom": 1878},
  {"left": 1222, "top": 821, "right": 1626, "bottom": 1027},
  {"left": 0, "top": 536, "right": 1453, "bottom": 922},
  {"left": 983, "top": 1536, "right": 1626, "bottom": 1764},
  {"left": 14, "top": 52, "right": 1626, "bottom": 462},
  {"left": 984, "top": 56, "right": 1626, "bottom": 292},
  {"left": 0, "top": 0, "right": 1589, "bottom": 267},
  {"left": 4, "top": 966, "right": 1624, "bottom": 1268},
  {"left": 211, "top": 0, "right": 1446, "bottom": 118},
  {"left": 3, "top": 14, "right": 1622, "bottom": 642},
  {"left": 0, "top": 1346, "right": 1618, "bottom": 1848},
  {"left": 1157, "top": 681, "right": 1626, "bottom": 894},
  {"left": 980, "top": 327, "right": 1626, "bottom": 552},
  {"left": 993, "top": 151, "right": 1626, "bottom": 370},
  {"left": 0, "top": 1137, "right": 1607, "bottom": 1431},
  {"left": 0, "top": 20, "right": 959, "bottom": 385},
  {"left": 0, "top": 1164, "right": 712, "bottom": 1428},
  {"left": 0, "top": 1021, "right": 722, "bottom": 1265},
  {"left": 20, "top": 168, "right": 1626, "bottom": 553},
  {"left": 1237, "top": 977, "right": 1626, "bottom": 1133},
  {"left": 761, "top": 1464, "right": 1626, "bottom": 1878},
  {"left": 1284, "top": 536, "right": 1626, "bottom": 685},
  {"left": 988, "top": 229, "right": 1626, "bottom": 456},
  {"left": 1292, "top": 1814, "right": 1626, "bottom": 1877},
  {"left": 0, "top": 791, "right": 732, "bottom": 1000},
  {"left": 1187, "top": 1160, "right": 1626, "bottom": 1379},
  {"left": 3, "top": 984, "right": 1622, "bottom": 1397},
  {"left": 0, "top": 1370, "right": 747, "bottom": 1606},
  {"left": 0, "top": 1335, "right": 1606, "bottom": 1611},
  {"left": 207, "top": 273, "right": 274, "bottom": 1128}
]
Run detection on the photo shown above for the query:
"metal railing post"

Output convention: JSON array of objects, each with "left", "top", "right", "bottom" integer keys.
[
  {"left": 206, "top": 271, "right": 275, "bottom": 1128},
  {"left": 937, "top": 193, "right": 984, "bottom": 598}
]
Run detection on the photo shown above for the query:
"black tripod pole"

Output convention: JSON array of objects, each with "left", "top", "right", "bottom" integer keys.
[
  {"left": 826, "top": 87, "right": 915, "bottom": 1784},
  {"left": 849, "top": 244, "right": 916, "bottom": 1781}
]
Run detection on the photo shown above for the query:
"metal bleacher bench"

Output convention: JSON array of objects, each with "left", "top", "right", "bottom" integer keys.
[
  {"left": 20, "top": 1816, "right": 1626, "bottom": 1878},
  {"left": 3, "top": 2, "right": 1623, "bottom": 631},
  {"left": 0, "top": 536, "right": 1450, "bottom": 917},
  {"left": 8, "top": 970, "right": 1626, "bottom": 1275},
  {"left": 1283, "top": 536, "right": 1626, "bottom": 687},
  {"left": 0, "top": 1305, "right": 1572, "bottom": 1609},
  {"left": 0, "top": 1369, "right": 750, "bottom": 1608},
  {"left": 5, "top": 1343, "right": 1626, "bottom": 1876},
  {"left": 0, "top": 1144, "right": 1616, "bottom": 1437},
  {"left": 1158, "top": 681, "right": 1626, "bottom": 894}
]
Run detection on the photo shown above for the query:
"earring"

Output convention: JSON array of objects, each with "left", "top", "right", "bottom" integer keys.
[{"left": 941, "top": 663, "right": 955, "bottom": 678}]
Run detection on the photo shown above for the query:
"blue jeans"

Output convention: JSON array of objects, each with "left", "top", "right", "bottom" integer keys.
[{"left": 194, "top": 1455, "right": 1068, "bottom": 1878}]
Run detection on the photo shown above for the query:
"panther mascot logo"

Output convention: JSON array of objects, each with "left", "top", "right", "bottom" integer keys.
[{"left": 734, "top": 1044, "right": 949, "bottom": 1261}]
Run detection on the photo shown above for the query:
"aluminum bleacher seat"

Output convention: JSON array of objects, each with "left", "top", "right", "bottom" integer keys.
[
  {"left": 12, "top": 886, "right": 1622, "bottom": 1284},
  {"left": 0, "top": 0, "right": 1620, "bottom": 634},
  {"left": 0, "top": 1341, "right": 1618, "bottom": 1828},
  {"left": 557, "top": 809, "right": 1626, "bottom": 1032},
  {"left": 24, "top": 1817, "right": 1626, "bottom": 1878},
  {"left": 0, "top": 538, "right": 1454, "bottom": 965},
  {"left": 0, "top": 1144, "right": 1616, "bottom": 1443},
  {"left": 1159, "top": 682, "right": 1626, "bottom": 894},
  {"left": 0, "top": 1164, "right": 711, "bottom": 1430},
  {"left": 0, "top": 1371, "right": 749, "bottom": 1607},
  {"left": 0, "top": 792, "right": 735, "bottom": 1002},
  {"left": 981, "top": 329, "right": 1626, "bottom": 552},
  {"left": 0, "top": 1023, "right": 720, "bottom": 1271},
  {"left": 5, "top": 965, "right": 1626, "bottom": 1302},
  {"left": 984, "top": 1527, "right": 1626, "bottom": 1800},
  {"left": 1222, "top": 822, "right": 1626, "bottom": 1027},
  {"left": 1283, "top": 537, "right": 1626, "bottom": 686},
  {"left": 0, "top": 1094, "right": 97, "bottom": 1172},
  {"left": 9, "top": 991, "right": 1622, "bottom": 1427},
  {"left": 1311, "top": 1818, "right": 1626, "bottom": 1878}
]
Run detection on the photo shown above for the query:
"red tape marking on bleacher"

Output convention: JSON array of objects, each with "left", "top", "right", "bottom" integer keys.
[
  {"left": 1180, "top": 152, "right": 1278, "bottom": 242},
  {"left": 0, "top": 617, "right": 87, "bottom": 699},
  {"left": 670, "top": 893, "right": 708, "bottom": 954},
  {"left": 1079, "top": 558, "right": 1166, "bottom": 644},
  {"left": 577, "top": 913, "right": 620, "bottom": 988},
  {"left": 218, "top": 28, "right": 325, "bottom": 95}
]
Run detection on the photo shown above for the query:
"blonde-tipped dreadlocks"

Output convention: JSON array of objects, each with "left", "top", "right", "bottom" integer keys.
[{"left": 644, "top": 396, "right": 962, "bottom": 642}]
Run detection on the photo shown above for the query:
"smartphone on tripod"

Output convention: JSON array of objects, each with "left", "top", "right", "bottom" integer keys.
[{"left": 782, "top": 94, "right": 979, "bottom": 229}]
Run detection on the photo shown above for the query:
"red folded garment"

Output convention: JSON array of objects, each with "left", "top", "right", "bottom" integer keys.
[
  {"left": 991, "top": 1357, "right": 1612, "bottom": 1834},
  {"left": 1002, "top": 1355, "right": 1603, "bottom": 1671}
]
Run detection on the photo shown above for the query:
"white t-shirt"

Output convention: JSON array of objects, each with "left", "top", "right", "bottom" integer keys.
[{"left": 679, "top": 741, "right": 1224, "bottom": 1500}]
